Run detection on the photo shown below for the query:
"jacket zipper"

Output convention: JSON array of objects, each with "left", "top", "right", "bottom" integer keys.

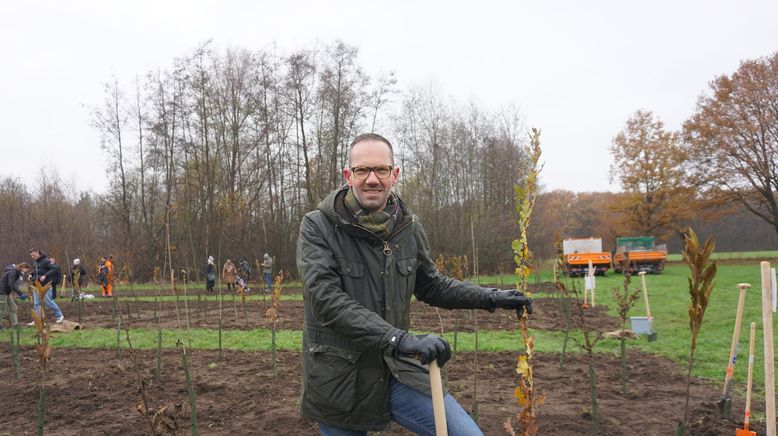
[{"left": 346, "top": 216, "right": 414, "bottom": 257}]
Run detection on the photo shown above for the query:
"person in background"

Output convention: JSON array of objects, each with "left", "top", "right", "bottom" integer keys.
[
  {"left": 68, "top": 258, "right": 87, "bottom": 301},
  {"left": 48, "top": 257, "right": 62, "bottom": 299},
  {"left": 1, "top": 262, "right": 30, "bottom": 329},
  {"left": 238, "top": 258, "right": 252, "bottom": 283},
  {"left": 205, "top": 255, "right": 216, "bottom": 292},
  {"left": 262, "top": 253, "right": 273, "bottom": 291},
  {"left": 27, "top": 249, "right": 64, "bottom": 324},
  {"left": 98, "top": 257, "right": 110, "bottom": 297},
  {"left": 222, "top": 259, "right": 237, "bottom": 293},
  {"left": 104, "top": 255, "right": 114, "bottom": 296}
]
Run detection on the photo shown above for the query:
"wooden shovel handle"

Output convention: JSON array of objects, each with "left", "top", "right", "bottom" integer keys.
[
  {"left": 723, "top": 284, "right": 750, "bottom": 395},
  {"left": 429, "top": 361, "right": 448, "bottom": 436}
]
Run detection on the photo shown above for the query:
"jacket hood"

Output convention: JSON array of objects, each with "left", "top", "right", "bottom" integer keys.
[{"left": 4, "top": 264, "right": 16, "bottom": 273}]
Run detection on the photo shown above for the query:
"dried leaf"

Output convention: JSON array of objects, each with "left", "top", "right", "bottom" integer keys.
[
  {"left": 516, "top": 355, "right": 530, "bottom": 378},
  {"left": 515, "top": 386, "right": 530, "bottom": 407}
]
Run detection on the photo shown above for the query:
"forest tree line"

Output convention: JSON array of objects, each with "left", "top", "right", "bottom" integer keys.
[{"left": 2, "top": 43, "right": 777, "bottom": 281}]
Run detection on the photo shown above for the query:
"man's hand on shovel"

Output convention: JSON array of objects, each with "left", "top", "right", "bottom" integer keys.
[
  {"left": 387, "top": 330, "right": 452, "bottom": 436},
  {"left": 388, "top": 331, "right": 452, "bottom": 367}
]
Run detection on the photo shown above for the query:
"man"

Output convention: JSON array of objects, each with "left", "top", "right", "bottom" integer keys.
[
  {"left": 97, "top": 257, "right": 110, "bottom": 297},
  {"left": 27, "top": 249, "right": 64, "bottom": 324},
  {"left": 48, "top": 257, "right": 62, "bottom": 299},
  {"left": 68, "top": 258, "right": 87, "bottom": 301},
  {"left": 1, "top": 263, "right": 30, "bottom": 329},
  {"left": 262, "top": 253, "right": 273, "bottom": 291},
  {"left": 296, "top": 133, "right": 532, "bottom": 435}
]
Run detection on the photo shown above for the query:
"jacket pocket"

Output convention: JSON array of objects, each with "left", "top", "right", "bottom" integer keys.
[
  {"left": 396, "top": 258, "right": 417, "bottom": 276},
  {"left": 396, "top": 258, "right": 417, "bottom": 306},
  {"left": 337, "top": 260, "right": 365, "bottom": 278},
  {"left": 307, "top": 344, "right": 361, "bottom": 413}
]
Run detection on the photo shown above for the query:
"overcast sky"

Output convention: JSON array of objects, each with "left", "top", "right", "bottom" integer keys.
[{"left": 2, "top": 0, "right": 777, "bottom": 195}]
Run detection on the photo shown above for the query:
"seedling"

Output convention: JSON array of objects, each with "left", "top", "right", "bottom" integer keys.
[
  {"left": 180, "top": 269, "right": 193, "bottom": 348},
  {"left": 29, "top": 280, "right": 53, "bottom": 436},
  {"left": 676, "top": 228, "right": 717, "bottom": 435},
  {"left": 506, "top": 128, "right": 543, "bottom": 436},
  {"left": 265, "top": 270, "right": 284, "bottom": 378},
  {"left": 612, "top": 272, "right": 641, "bottom": 395},
  {"left": 178, "top": 339, "right": 199, "bottom": 436}
]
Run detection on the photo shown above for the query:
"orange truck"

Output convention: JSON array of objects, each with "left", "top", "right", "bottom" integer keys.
[
  {"left": 612, "top": 236, "right": 668, "bottom": 274},
  {"left": 562, "top": 238, "right": 612, "bottom": 277}
]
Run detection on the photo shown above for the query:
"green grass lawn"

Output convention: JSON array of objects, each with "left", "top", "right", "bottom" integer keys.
[
  {"left": 489, "top": 262, "right": 776, "bottom": 394},
  {"left": 666, "top": 250, "right": 778, "bottom": 262}
]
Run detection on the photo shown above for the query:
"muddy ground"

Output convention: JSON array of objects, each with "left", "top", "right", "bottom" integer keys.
[
  {"left": 11, "top": 293, "right": 620, "bottom": 335},
  {"left": 65, "top": 281, "right": 554, "bottom": 299},
  {"left": 0, "top": 347, "right": 763, "bottom": 435}
]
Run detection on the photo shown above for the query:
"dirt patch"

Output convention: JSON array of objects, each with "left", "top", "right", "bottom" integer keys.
[
  {"left": 410, "top": 298, "right": 620, "bottom": 333},
  {"left": 14, "top": 296, "right": 620, "bottom": 335},
  {"left": 0, "top": 347, "right": 763, "bottom": 435}
]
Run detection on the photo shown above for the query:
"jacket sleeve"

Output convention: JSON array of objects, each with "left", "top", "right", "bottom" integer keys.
[
  {"left": 297, "top": 213, "right": 397, "bottom": 350},
  {"left": 412, "top": 218, "right": 493, "bottom": 310},
  {"left": 10, "top": 270, "right": 24, "bottom": 295}
]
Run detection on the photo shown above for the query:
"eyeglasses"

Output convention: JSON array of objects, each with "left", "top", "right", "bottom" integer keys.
[{"left": 350, "top": 165, "right": 394, "bottom": 180}]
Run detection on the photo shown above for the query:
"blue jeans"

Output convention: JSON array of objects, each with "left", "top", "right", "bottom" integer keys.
[
  {"left": 319, "top": 376, "right": 483, "bottom": 436},
  {"left": 32, "top": 288, "right": 63, "bottom": 320},
  {"left": 264, "top": 272, "right": 272, "bottom": 290}
]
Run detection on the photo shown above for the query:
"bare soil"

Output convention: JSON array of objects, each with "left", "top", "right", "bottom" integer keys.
[
  {"left": 15, "top": 294, "right": 620, "bottom": 334},
  {"left": 0, "top": 347, "right": 763, "bottom": 435}
]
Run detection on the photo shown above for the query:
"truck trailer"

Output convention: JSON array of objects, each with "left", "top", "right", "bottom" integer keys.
[
  {"left": 562, "top": 238, "right": 612, "bottom": 277},
  {"left": 612, "top": 236, "right": 668, "bottom": 274}
]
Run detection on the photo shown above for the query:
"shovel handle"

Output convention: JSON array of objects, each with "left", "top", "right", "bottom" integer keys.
[
  {"left": 723, "top": 284, "right": 750, "bottom": 395},
  {"left": 429, "top": 361, "right": 448, "bottom": 436}
]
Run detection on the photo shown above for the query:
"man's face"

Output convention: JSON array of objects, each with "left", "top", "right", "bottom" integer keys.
[
  {"left": 30, "top": 251, "right": 40, "bottom": 261},
  {"left": 343, "top": 139, "right": 400, "bottom": 212}
]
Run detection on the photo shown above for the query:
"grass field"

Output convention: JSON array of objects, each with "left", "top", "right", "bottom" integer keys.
[
  {"left": 666, "top": 250, "right": 778, "bottom": 262},
  {"left": 479, "top": 261, "right": 778, "bottom": 396}
]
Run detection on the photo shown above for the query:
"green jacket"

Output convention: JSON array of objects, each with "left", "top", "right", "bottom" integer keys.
[{"left": 296, "top": 186, "right": 492, "bottom": 431}]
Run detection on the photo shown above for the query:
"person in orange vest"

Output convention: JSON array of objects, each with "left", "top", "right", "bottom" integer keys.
[
  {"left": 98, "top": 257, "right": 112, "bottom": 297},
  {"left": 105, "top": 255, "right": 114, "bottom": 296}
]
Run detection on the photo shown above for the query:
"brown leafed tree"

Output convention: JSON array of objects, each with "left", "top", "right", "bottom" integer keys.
[
  {"left": 683, "top": 52, "right": 778, "bottom": 238},
  {"left": 609, "top": 110, "right": 695, "bottom": 239}
]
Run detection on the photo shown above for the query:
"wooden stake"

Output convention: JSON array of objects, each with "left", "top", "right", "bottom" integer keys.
[
  {"left": 761, "top": 261, "right": 776, "bottom": 436},
  {"left": 638, "top": 272, "right": 652, "bottom": 320},
  {"left": 745, "top": 322, "right": 756, "bottom": 431},
  {"left": 429, "top": 361, "right": 447, "bottom": 436},
  {"left": 588, "top": 259, "right": 596, "bottom": 308}
]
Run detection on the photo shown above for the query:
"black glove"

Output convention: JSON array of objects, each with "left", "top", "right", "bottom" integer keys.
[
  {"left": 388, "top": 331, "right": 452, "bottom": 367},
  {"left": 485, "top": 289, "right": 533, "bottom": 315}
]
